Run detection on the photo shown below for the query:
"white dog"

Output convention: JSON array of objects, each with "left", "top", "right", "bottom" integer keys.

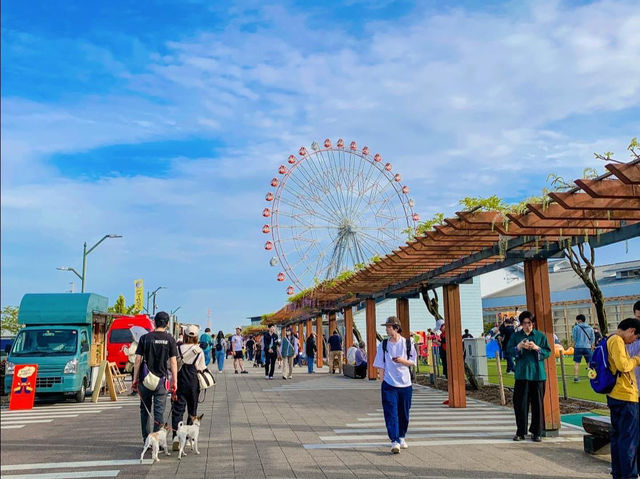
[
  {"left": 140, "top": 423, "right": 171, "bottom": 463},
  {"left": 177, "top": 414, "right": 203, "bottom": 460}
]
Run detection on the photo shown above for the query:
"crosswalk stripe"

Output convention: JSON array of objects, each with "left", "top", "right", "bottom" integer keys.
[
  {"left": 303, "top": 436, "right": 583, "bottom": 449},
  {"left": 2, "top": 411, "right": 102, "bottom": 417},
  {"left": 365, "top": 412, "right": 512, "bottom": 418},
  {"left": 2, "top": 459, "right": 152, "bottom": 472},
  {"left": 319, "top": 430, "right": 586, "bottom": 441},
  {"left": 1, "top": 425, "right": 25, "bottom": 430},
  {"left": 334, "top": 425, "right": 516, "bottom": 433},
  {"left": 346, "top": 420, "right": 516, "bottom": 427},
  {"left": 1, "top": 420, "right": 54, "bottom": 425},
  {"left": 4, "top": 470, "right": 120, "bottom": 479},
  {"left": 1, "top": 415, "right": 80, "bottom": 421}
]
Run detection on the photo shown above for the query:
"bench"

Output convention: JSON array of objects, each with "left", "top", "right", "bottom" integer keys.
[
  {"left": 343, "top": 363, "right": 366, "bottom": 379},
  {"left": 583, "top": 415, "right": 611, "bottom": 455}
]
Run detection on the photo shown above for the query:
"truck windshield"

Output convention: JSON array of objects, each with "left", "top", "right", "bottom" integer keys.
[
  {"left": 11, "top": 329, "right": 78, "bottom": 356},
  {"left": 110, "top": 328, "right": 134, "bottom": 344}
]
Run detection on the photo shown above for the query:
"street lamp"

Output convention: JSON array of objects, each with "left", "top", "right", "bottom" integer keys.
[
  {"left": 57, "top": 234, "right": 122, "bottom": 292},
  {"left": 146, "top": 286, "right": 166, "bottom": 316}
]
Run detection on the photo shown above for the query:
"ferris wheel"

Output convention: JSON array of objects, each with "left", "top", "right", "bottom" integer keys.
[{"left": 262, "top": 138, "right": 419, "bottom": 295}]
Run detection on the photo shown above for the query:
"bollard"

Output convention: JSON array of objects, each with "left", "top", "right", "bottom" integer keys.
[
  {"left": 496, "top": 352, "right": 506, "bottom": 406},
  {"left": 559, "top": 355, "right": 568, "bottom": 400}
]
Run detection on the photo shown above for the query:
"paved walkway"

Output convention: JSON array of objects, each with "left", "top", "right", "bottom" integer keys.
[{"left": 1, "top": 361, "right": 610, "bottom": 478}]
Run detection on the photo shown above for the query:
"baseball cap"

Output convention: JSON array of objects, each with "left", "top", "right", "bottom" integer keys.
[{"left": 185, "top": 324, "right": 200, "bottom": 338}]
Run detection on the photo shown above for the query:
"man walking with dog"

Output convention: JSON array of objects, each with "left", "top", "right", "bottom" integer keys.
[
  {"left": 132, "top": 311, "right": 179, "bottom": 444},
  {"left": 373, "top": 316, "right": 417, "bottom": 454}
]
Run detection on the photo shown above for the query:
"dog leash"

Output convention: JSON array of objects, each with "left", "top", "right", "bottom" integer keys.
[{"left": 137, "top": 388, "right": 180, "bottom": 433}]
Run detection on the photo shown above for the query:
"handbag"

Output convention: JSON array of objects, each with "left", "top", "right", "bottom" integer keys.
[
  {"left": 141, "top": 361, "right": 162, "bottom": 391},
  {"left": 198, "top": 368, "right": 216, "bottom": 389}
]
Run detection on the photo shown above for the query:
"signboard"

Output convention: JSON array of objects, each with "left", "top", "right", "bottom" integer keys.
[
  {"left": 134, "top": 279, "right": 144, "bottom": 312},
  {"left": 9, "top": 364, "right": 38, "bottom": 410}
]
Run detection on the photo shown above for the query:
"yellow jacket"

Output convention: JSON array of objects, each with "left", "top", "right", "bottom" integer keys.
[{"left": 607, "top": 335, "right": 640, "bottom": 403}]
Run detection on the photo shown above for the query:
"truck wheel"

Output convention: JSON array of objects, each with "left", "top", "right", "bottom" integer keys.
[{"left": 75, "top": 380, "right": 86, "bottom": 403}]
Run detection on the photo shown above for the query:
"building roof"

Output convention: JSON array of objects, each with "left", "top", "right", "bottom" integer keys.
[{"left": 484, "top": 260, "right": 640, "bottom": 299}]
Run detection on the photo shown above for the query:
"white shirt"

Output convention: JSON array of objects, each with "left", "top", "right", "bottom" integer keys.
[
  {"left": 373, "top": 337, "right": 417, "bottom": 388},
  {"left": 231, "top": 334, "right": 243, "bottom": 352},
  {"left": 347, "top": 346, "right": 357, "bottom": 365},
  {"left": 435, "top": 319, "right": 444, "bottom": 332}
]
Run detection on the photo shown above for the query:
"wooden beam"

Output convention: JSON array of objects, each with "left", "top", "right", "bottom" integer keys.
[
  {"left": 396, "top": 297, "right": 410, "bottom": 339},
  {"left": 366, "top": 298, "right": 378, "bottom": 380},
  {"left": 524, "top": 259, "right": 561, "bottom": 433},
  {"left": 605, "top": 161, "right": 640, "bottom": 184},
  {"left": 443, "top": 285, "right": 466, "bottom": 408},
  {"left": 306, "top": 318, "right": 312, "bottom": 340},
  {"left": 527, "top": 202, "right": 640, "bottom": 221},
  {"left": 328, "top": 311, "right": 337, "bottom": 338},
  {"left": 298, "top": 322, "right": 304, "bottom": 346},
  {"left": 574, "top": 179, "right": 639, "bottom": 199},
  {"left": 549, "top": 192, "right": 640, "bottom": 210},
  {"left": 344, "top": 306, "right": 354, "bottom": 351},
  {"left": 316, "top": 316, "right": 323, "bottom": 368}
]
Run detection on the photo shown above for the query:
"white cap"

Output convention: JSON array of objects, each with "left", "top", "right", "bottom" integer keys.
[{"left": 185, "top": 324, "right": 200, "bottom": 338}]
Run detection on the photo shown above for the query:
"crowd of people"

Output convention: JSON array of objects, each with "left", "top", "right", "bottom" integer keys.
[{"left": 129, "top": 301, "right": 640, "bottom": 468}]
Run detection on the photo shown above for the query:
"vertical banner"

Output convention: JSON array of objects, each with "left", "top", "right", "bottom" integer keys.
[
  {"left": 9, "top": 364, "right": 38, "bottom": 410},
  {"left": 134, "top": 279, "right": 144, "bottom": 312}
]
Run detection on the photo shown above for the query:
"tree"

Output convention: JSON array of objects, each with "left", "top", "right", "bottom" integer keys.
[
  {"left": 1, "top": 306, "right": 21, "bottom": 334},
  {"left": 108, "top": 295, "right": 141, "bottom": 315}
]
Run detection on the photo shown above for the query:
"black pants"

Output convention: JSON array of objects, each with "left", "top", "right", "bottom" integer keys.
[
  {"left": 513, "top": 379, "right": 545, "bottom": 437},
  {"left": 355, "top": 363, "right": 367, "bottom": 379},
  {"left": 265, "top": 351, "right": 277, "bottom": 378},
  {"left": 439, "top": 349, "right": 448, "bottom": 378},
  {"left": 171, "top": 382, "right": 199, "bottom": 438}
]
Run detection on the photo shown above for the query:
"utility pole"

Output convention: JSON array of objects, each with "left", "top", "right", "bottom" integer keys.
[{"left": 57, "top": 234, "right": 122, "bottom": 292}]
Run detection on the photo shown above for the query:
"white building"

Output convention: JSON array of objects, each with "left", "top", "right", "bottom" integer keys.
[{"left": 351, "top": 279, "right": 484, "bottom": 338}]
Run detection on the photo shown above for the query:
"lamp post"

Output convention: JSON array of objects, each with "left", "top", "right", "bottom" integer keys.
[
  {"left": 57, "top": 234, "right": 122, "bottom": 292},
  {"left": 146, "top": 287, "right": 166, "bottom": 316}
]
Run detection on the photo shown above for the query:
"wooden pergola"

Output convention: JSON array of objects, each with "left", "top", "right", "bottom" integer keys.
[{"left": 265, "top": 158, "right": 640, "bottom": 434}]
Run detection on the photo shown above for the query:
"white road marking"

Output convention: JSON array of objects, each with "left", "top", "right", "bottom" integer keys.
[
  {"left": 2, "top": 410, "right": 104, "bottom": 416},
  {"left": 319, "top": 430, "right": 586, "bottom": 441},
  {"left": 2, "top": 459, "right": 152, "bottom": 472},
  {"left": 1, "top": 425, "right": 25, "bottom": 430},
  {"left": 1, "top": 419, "right": 54, "bottom": 425},
  {"left": 1, "top": 414, "right": 80, "bottom": 420},
  {"left": 4, "top": 470, "right": 120, "bottom": 479},
  {"left": 333, "top": 425, "right": 516, "bottom": 433},
  {"left": 303, "top": 437, "right": 583, "bottom": 449},
  {"left": 348, "top": 419, "right": 516, "bottom": 426}
]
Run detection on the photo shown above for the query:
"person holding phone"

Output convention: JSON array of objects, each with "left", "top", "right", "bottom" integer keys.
[
  {"left": 506, "top": 311, "right": 551, "bottom": 442},
  {"left": 373, "top": 316, "right": 417, "bottom": 454}
]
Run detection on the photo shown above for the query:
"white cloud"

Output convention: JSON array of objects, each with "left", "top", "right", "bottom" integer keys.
[{"left": 2, "top": 0, "right": 640, "bottom": 329}]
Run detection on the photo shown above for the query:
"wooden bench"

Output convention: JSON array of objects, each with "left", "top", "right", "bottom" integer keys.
[{"left": 583, "top": 415, "right": 611, "bottom": 455}]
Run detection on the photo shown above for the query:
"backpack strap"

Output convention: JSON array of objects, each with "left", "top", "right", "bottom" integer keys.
[
  {"left": 406, "top": 337, "right": 411, "bottom": 361},
  {"left": 382, "top": 339, "right": 388, "bottom": 363}
]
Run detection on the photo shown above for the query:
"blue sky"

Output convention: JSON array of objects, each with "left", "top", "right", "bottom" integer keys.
[{"left": 2, "top": 0, "right": 639, "bottom": 332}]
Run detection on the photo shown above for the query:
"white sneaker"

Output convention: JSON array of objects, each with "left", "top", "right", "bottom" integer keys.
[
  {"left": 390, "top": 442, "right": 400, "bottom": 454},
  {"left": 265, "top": 375, "right": 269, "bottom": 379},
  {"left": 399, "top": 438, "right": 408, "bottom": 449}
]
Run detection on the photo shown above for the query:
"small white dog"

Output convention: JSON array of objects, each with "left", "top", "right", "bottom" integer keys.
[
  {"left": 177, "top": 414, "right": 204, "bottom": 460},
  {"left": 140, "top": 423, "right": 171, "bottom": 463}
]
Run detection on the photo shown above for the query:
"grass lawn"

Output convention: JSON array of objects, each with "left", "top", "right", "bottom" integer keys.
[{"left": 486, "top": 356, "right": 606, "bottom": 404}]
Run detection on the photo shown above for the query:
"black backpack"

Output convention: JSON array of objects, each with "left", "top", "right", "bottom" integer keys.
[
  {"left": 215, "top": 338, "right": 223, "bottom": 351},
  {"left": 382, "top": 337, "right": 416, "bottom": 382}
]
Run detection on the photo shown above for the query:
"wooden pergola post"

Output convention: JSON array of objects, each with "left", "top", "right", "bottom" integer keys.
[
  {"left": 344, "top": 306, "right": 354, "bottom": 351},
  {"left": 306, "top": 318, "right": 312, "bottom": 339},
  {"left": 328, "top": 312, "right": 337, "bottom": 337},
  {"left": 366, "top": 298, "right": 377, "bottom": 380},
  {"left": 524, "top": 258, "right": 561, "bottom": 434},
  {"left": 316, "top": 316, "right": 324, "bottom": 368},
  {"left": 443, "top": 285, "right": 466, "bottom": 408},
  {"left": 298, "top": 322, "right": 304, "bottom": 346},
  {"left": 396, "top": 297, "right": 410, "bottom": 339}
]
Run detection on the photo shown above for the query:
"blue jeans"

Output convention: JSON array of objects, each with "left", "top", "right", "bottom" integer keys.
[
  {"left": 203, "top": 349, "right": 211, "bottom": 366},
  {"left": 139, "top": 382, "right": 167, "bottom": 442},
  {"left": 381, "top": 381, "right": 412, "bottom": 443},
  {"left": 608, "top": 396, "right": 639, "bottom": 479},
  {"left": 215, "top": 349, "right": 225, "bottom": 371},
  {"left": 308, "top": 355, "right": 314, "bottom": 373},
  {"left": 505, "top": 353, "right": 515, "bottom": 373}
]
